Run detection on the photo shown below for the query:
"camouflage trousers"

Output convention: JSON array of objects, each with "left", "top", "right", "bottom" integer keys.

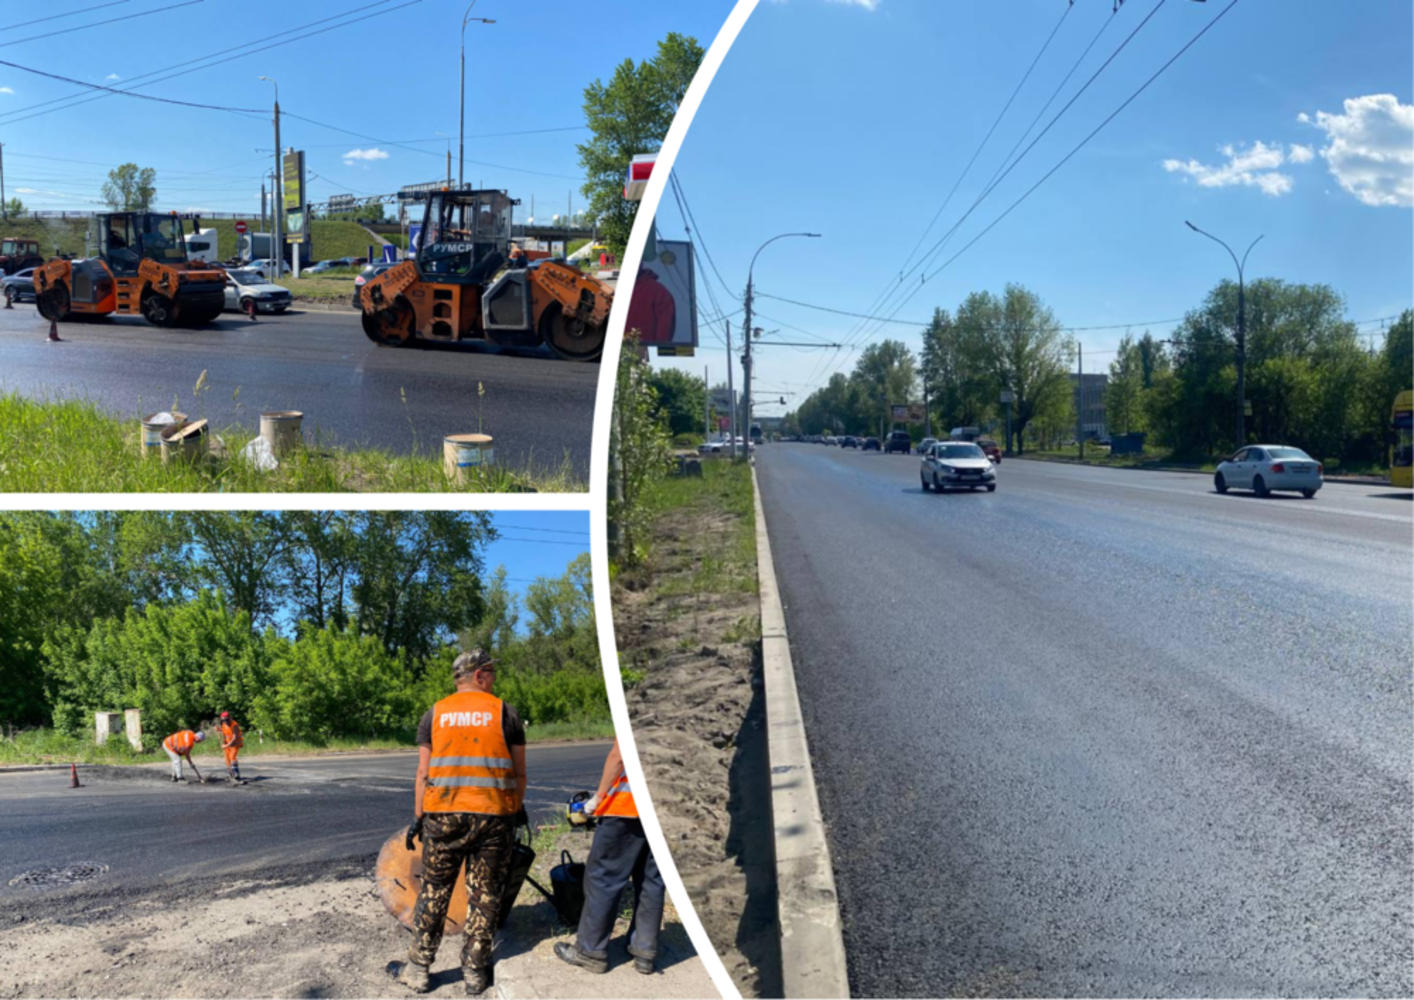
[{"left": 408, "top": 812, "right": 515, "bottom": 973}]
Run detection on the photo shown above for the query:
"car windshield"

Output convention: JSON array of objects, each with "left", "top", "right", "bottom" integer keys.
[
  {"left": 227, "top": 269, "right": 259, "bottom": 284},
  {"left": 936, "top": 444, "right": 985, "bottom": 459},
  {"left": 1264, "top": 447, "right": 1311, "bottom": 460}
]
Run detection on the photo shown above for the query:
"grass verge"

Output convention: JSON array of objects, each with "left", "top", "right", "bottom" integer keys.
[
  {"left": 0, "top": 394, "right": 582, "bottom": 493},
  {"left": 0, "top": 718, "right": 614, "bottom": 767}
]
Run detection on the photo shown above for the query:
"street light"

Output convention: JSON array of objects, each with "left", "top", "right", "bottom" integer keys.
[
  {"left": 258, "top": 76, "right": 282, "bottom": 278},
  {"left": 1185, "top": 219, "right": 1262, "bottom": 448},
  {"left": 460, "top": 4, "right": 496, "bottom": 192},
  {"left": 435, "top": 132, "right": 452, "bottom": 186},
  {"left": 742, "top": 231, "right": 821, "bottom": 458}
]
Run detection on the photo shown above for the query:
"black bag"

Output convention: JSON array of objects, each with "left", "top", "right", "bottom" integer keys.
[
  {"left": 496, "top": 824, "right": 537, "bottom": 930},
  {"left": 546, "top": 849, "right": 586, "bottom": 927}
]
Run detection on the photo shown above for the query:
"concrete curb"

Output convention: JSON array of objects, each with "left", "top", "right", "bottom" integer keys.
[
  {"left": 1010, "top": 454, "right": 1390, "bottom": 487},
  {"left": 752, "top": 464, "right": 850, "bottom": 999}
]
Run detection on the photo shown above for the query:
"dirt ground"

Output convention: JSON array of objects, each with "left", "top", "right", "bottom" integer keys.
[
  {"left": 0, "top": 828, "right": 712, "bottom": 999},
  {"left": 614, "top": 465, "right": 782, "bottom": 998}
]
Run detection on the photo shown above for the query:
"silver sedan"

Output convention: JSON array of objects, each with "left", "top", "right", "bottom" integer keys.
[
  {"left": 921, "top": 442, "right": 997, "bottom": 493},
  {"left": 1214, "top": 445, "right": 1323, "bottom": 498}
]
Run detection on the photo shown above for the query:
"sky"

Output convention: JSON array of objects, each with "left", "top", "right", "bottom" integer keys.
[
  {"left": 654, "top": 0, "right": 1414, "bottom": 422},
  {"left": 1, "top": 0, "right": 733, "bottom": 222},
  {"left": 482, "top": 510, "right": 589, "bottom": 605}
]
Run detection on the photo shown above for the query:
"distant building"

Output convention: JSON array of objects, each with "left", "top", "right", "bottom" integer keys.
[{"left": 1071, "top": 372, "right": 1108, "bottom": 441}]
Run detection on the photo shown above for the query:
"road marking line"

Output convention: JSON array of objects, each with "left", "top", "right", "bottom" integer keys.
[{"left": 753, "top": 463, "right": 851, "bottom": 999}]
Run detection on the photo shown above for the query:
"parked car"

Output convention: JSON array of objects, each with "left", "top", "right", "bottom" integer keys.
[
  {"left": 304, "top": 260, "right": 343, "bottom": 275},
  {"left": 861, "top": 437, "right": 881, "bottom": 451},
  {"left": 352, "top": 261, "right": 399, "bottom": 309},
  {"left": 823, "top": 435, "right": 837, "bottom": 446},
  {"left": 245, "top": 258, "right": 282, "bottom": 279},
  {"left": 222, "top": 267, "right": 292, "bottom": 314},
  {"left": 1214, "top": 445, "right": 1323, "bottom": 498},
  {"left": 921, "top": 441, "right": 997, "bottom": 493},
  {"left": 2, "top": 268, "right": 36, "bottom": 304},
  {"left": 884, "top": 430, "right": 912, "bottom": 454},
  {"left": 841, "top": 435, "right": 858, "bottom": 448},
  {"left": 977, "top": 438, "right": 1002, "bottom": 463}
]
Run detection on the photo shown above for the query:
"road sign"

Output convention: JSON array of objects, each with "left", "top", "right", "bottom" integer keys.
[
  {"left": 1000, "top": 390, "right": 1015, "bottom": 403},
  {"left": 891, "top": 403, "right": 926, "bottom": 423},
  {"left": 234, "top": 220, "right": 248, "bottom": 235}
]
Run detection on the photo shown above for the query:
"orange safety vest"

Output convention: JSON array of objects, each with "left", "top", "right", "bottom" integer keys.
[
  {"left": 220, "top": 721, "right": 243, "bottom": 749},
  {"left": 423, "top": 691, "right": 518, "bottom": 816},
  {"left": 595, "top": 766, "right": 637, "bottom": 819},
  {"left": 163, "top": 730, "right": 197, "bottom": 755}
]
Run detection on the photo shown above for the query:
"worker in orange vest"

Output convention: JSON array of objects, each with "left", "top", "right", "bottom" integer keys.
[
  {"left": 554, "top": 738, "right": 664, "bottom": 976},
  {"left": 390, "top": 649, "right": 528, "bottom": 998},
  {"left": 218, "top": 711, "right": 244, "bottom": 783},
  {"left": 161, "top": 728, "right": 205, "bottom": 782}
]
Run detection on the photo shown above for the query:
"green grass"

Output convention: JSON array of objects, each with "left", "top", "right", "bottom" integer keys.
[
  {"left": 281, "top": 271, "right": 361, "bottom": 302},
  {"left": 0, "top": 393, "right": 583, "bottom": 493},
  {"left": 0, "top": 719, "right": 613, "bottom": 767},
  {"left": 202, "top": 219, "right": 384, "bottom": 264},
  {"left": 1, "top": 217, "right": 87, "bottom": 257},
  {"left": 630, "top": 458, "right": 757, "bottom": 592}
]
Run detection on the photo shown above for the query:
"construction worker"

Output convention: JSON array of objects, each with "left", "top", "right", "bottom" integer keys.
[
  {"left": 391, "top": 649, "right": 528, "bottom": 997},
  {"left": 162, "top": 728, "right": 205, "bottom": 782},
  {"left": 554, "top": 738, "right": 664, "bottom": 976},
  {"left": 218, "top": 711, "right": 244, "bottom": 783}
]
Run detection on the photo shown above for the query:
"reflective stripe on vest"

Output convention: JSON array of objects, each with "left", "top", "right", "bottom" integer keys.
[
  {"left": 595, "top": 769, "right": 637, "bottom": 818},
  {"left": 164, "top": 730, "right": 196, "bottom": 754},
  {"left": 423, "top": 691, "right": 517, "bottom": 815}
]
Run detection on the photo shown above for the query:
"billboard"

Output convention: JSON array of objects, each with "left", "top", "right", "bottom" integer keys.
[
  {"left": 628, "top": 238, "right": 697, "bottom": 350},
  {"left": 891, "top": 403, "right": 926, "bottom": 423},
  {"left": 282, "top": 150, "right": 306, "bottom": 243}
]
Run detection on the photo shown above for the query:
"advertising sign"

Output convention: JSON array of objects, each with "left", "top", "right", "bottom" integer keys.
[
  {"left": 627, "top": 238, "right": 696, "bottom": 349},
  {"left": 891, "top": 403, "right": 926, "bottom": 423},
  {"left": 282, "top": 150, "right": 306, "bottom": 243}
]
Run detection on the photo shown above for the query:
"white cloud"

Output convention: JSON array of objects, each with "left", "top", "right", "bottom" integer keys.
[
  {"left": 827, "top": 0, "right": 880, "bottom": 7},
  {"left": 1162, "top": 140, "right": 1297, "bottom": 196},
  {"left": 15, "top": 187, "right": 36, "bottom": 194},
  {"left": 0, "top": 87, "right": 14, "bottom": 95},
  {"left": 105, "top": 74, "right": 121, "bottom": 81},
  {"left": 1288, "top": 143, "right": 1315, "bottom": 164},
  {"left": 342, "top": 147, "right": 390, "bottom": 166},
  {"left": 1303, "top": 94, "right": 1413, "bottom": 208}
]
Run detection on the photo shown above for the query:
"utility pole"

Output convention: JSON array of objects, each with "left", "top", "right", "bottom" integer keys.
[
  {"left": 923, "top": 381, "right": 931, "bottom": 439},
  {"left": 744, "top": 231, "right": 821, "bottom": 461},
  {"left": 1186, "top": 220, "right": 1262, "bottom": 450},
  {"left": 260, "top": 77, "right": 282, "bottom": 279},
  {"left": 1, "top": 144, "right": 7, "bottom": 221},
  {"left": 260, "top": 181, "right": 266, "bottom": 234},
  {"left": 726, "top": 320, "right": 739, "bottom": 459},
  {"left": 459, "top": 7, "right": 495, "bottom": 193},
  {"left": 1077, "top": 341, "right": 1084, "bottom": 460},
  {"left": 704, "top": 365, "right": 711, "bottom": 442}
]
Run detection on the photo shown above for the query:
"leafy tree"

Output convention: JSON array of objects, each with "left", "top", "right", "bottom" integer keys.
[
  {"left": 577, "top": 33, "right": 704, "bottom": 257},
  {"left": 102, "top": 163, "right": 157, "bottom": 212},
  {"left": 610, "top": 335, "right": 675, "bottom": 564},
  {"left": 3, "top": 196, "right": 24, "bottom": 217},
  {"left": 851, "top": 339, "right": 917, "bottom": 438},
  {"left": 650, "top": 368, "right": 708, "bottom": 437},
  {"left": 1105, "top": 334, "right": 1146, "bottom": 435}
]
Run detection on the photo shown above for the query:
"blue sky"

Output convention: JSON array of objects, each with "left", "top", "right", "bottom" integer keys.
[
  {"left": 483, "top": 511, "right": 589, "bottom": 603},
  {"left": 655, "top": 0, "right": 1414, "bottom": 420},
  {"left": 1, "top": 0, "right": 732, "bottom": 221}
]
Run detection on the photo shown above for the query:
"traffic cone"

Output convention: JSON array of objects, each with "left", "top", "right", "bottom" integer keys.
[
  {"left": 68, "top": 763, "right": 81, "bottom": 788},
  {"left": 46, "top": 318, "right": 63, "bottom": 343}
]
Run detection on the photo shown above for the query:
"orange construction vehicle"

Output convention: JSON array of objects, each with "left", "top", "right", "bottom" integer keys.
[
  {"left": 360, "top": 188, "right": 610, "bottom": 361},
  {"left": 34, "top": 211, "right": 225, "bottom": 327}
]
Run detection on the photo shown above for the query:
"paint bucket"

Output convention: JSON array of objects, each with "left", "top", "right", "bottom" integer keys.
[
  {"left": 140, "top": 411, "right": 187, "bottom": 458},
  {"left": 443, "top": 433, "right": 494, "bottom": 481},
  {"left": 260, "top": 410, "right": 304, "bottom": 456},
  {"left": 160, "top": 419, "right": 208, "bottom": 465}
]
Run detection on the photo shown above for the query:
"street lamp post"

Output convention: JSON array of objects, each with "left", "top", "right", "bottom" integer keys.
[
  {"left": 259, "top": 76, "right": 281, "bottom": 279},
  {"left": 459, "top": 5, "right": 496, "bottom": 193},
  {"left": 435, "top": 132, "right": 452, "bottom": 186},
  {"left": 1185, "top": 220, "right": 1263, "bottom": 449},
  {"left": 743, "top": 232, "right": 821, "bottom": 458}
]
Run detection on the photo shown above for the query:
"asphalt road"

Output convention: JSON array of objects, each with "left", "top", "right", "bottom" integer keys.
[
  {"left": 757, "top": 446, "right": 1412, "bottom": 998},
  {"left": 0, "top": 743, "right": 607, "bottom": 915},
  {"left": 0, "top": 305, "right": 600, "bottom": 481}
]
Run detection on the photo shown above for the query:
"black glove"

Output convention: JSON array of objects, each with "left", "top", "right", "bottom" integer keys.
[
  {"left": 405, "top": 816, "right": 425, "bottom": 852},
  {"left": 513, "top": 807, "right": 529, "bottom": 830}
]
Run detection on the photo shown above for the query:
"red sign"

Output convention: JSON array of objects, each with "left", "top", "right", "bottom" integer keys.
[{"left": 234, "top": 220, "right": 248, "bottom": 234}]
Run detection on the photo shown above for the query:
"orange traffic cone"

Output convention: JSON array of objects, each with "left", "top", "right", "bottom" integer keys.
[
  {"left": 69, "top": 763, "right": 81, "bottom": 788},
  {"left": 46, "top": 318, "right": 63, "bottom": 343}
]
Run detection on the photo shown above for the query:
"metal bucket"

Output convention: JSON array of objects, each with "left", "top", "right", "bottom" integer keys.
[
  {"left": 140, "top": 411, "right": 187, "bottom": 459},
  {"left": 260, "top": 410, "right": 303, "bottom": 456},
  {"left": 443, "top": 433, "right": 494, "bottom": 482},
  {"left": 160, "top": 419, "right": 208, "bottom": 465}
]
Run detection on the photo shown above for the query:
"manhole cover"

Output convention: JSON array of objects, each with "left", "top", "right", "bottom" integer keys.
[{"left": 8, "top": 863, "right": 109, "bottom": 890}]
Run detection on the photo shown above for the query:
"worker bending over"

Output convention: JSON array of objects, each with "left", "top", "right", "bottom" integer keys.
[
  {"left": 162, "top": 728, "right": 205, "bottom": 782},
  {"left": 554, "top": 738, "right": 664, "bottom": 976},
  {"left": 392, "top": 649, "right": 528, "bottom": 997},
  {"left": 219, "top": 711, "right": 244, "bottom": 783}
]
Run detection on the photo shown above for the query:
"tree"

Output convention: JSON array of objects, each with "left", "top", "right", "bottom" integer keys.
[
  {"left": 851, "top": 340, "right": 917, "bottom": 438},
  {"left": 610, "top": 335, "right": 674, "bottom": 564},
  {"left": 3, "top": 196, "right": 24, "bottom": 217},
  {"left": 102, "top": 163, "right": 157, "bottom": 212},
  {"left": 1105, "top": 334, "right": 1146, "bottom": 436},
  {"left": 921, "top": 307, "right": 992, "bottom": 433},
  {"left": 577, "top": 33, "right": 704, "bottom": 257},
  {"left": 650, "top": 368, "right": 708, "bottom": 438}
]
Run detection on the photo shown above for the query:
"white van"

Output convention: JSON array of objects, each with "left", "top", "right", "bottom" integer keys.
[{"left": 184, "top": 228, "right": 219, "bottom": 263}]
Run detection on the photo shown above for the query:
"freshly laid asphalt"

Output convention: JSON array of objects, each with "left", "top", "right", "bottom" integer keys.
[
  {"left": 0, "top": 743, "right": 607, "bottom": 917},
  {"left": 0, "top": 305, "right": 600, "bottom": 481},
  {"left": 756, "top": 446, "right": 1412, "bottom": 998}
]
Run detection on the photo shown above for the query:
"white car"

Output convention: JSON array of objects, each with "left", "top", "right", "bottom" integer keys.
[
  {"left": 1214, "top": 445, "right": 1323, "bottom": 498},
  {"left": 921, "top": 441, "right": 996, "bottom": 493},
  {"left": 223, "top": 267, "right": 292, "bottom": 314}
]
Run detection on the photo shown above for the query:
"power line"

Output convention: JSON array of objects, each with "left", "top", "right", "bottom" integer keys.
[
  {"left": 0, "top": 0, "right": 203, "bottom": 49},
  {"left": 0, "top": 57, "right": 263, "bottom": 115},
  {"left": 493, "top": 523, "right": 590, "bottom": 536},
  {"left": 493, "top": 537, "right": 589, "bottom": 548},
  {"left": 756, "top": 291, "right": 1187, "bottom": 331},
  {"left": 0, "top": 0, "right": 134, "bottom": 33}
]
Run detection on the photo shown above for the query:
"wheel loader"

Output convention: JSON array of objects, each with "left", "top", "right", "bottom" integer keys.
[
  {"left": 34, "top": 212, "right": 225, "bottom": 327},
  {"left": 360, "top": 188, "right": 611, "bottom": 361}
]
